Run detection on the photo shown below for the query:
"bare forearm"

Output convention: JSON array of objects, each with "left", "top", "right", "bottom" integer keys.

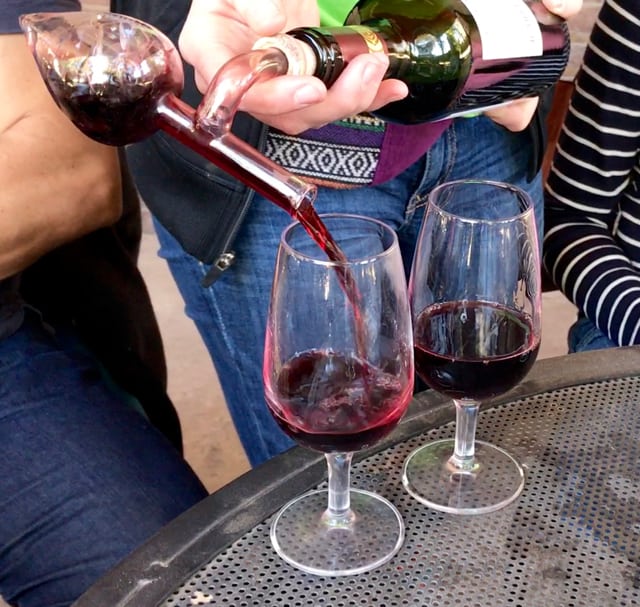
[{"left": 0, "top": 34, "right": 122, "bottom": 279}]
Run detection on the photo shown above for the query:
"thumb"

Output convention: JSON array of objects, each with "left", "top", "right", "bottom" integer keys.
[
  {"left": 237, "top": 0, "right": 287, "bottom": 35},
  {"left": 541, "top": 0, "right": 583, "bottom": 20}
]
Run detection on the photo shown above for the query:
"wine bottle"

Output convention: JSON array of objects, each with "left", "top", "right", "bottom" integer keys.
[{"left": 252, "top": 0, "right": 570, "bottom": 124}]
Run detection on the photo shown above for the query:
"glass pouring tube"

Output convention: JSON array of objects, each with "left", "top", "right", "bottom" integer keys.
[{"left": 19, "top": 11, "right": 316, "bottom": 215}]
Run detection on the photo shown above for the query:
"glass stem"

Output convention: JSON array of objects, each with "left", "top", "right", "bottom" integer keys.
[
  {"left": 450, "top": 399, "right": 480, "bottom": 471},
  {"left": 324, "top": 452, "right": 354, "bottom": 525}
]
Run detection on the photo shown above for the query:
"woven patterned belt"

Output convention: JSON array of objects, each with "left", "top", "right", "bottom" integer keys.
[{"left": 264, "top": 114, "right": 386, "bottom": 189}]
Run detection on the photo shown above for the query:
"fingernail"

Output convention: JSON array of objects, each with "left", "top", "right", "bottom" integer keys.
[
  {"left": 294, "top": 84, "right": 324, "bottom": 106},
  {"left": 549, "top": 0, "right": 564, "bottom": 13}
]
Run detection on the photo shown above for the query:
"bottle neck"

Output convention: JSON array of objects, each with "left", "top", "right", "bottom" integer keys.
[{"left": 253, "top": 25, "right": 388, "bottom": 87}]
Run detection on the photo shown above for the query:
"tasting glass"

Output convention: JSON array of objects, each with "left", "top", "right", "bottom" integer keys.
[
  {"left": 264, "top": 214, "right": 414, "bottom": 576},
  {"left": 403, "top": 180, "right": 542, "bottom": 515}
]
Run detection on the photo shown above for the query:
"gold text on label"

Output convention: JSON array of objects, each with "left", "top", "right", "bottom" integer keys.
[{"left": 351, "top": 26, "right": 385, "bottom": 53}]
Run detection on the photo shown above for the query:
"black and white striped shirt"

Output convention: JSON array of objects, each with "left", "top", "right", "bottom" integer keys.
[{"left": 543, "top": 0, "right": 640, "bottom": 346}]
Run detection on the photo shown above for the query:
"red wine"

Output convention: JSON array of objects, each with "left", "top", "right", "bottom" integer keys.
[
  {"left": 265, "top": 349, "right": 412, "bottom": 453},
  {"left": 45, "top": 67, "right": 314, "bottom": 214},
  {"left": 414, "top": 301, "right": 539, "bottom": 401},
  {"left": 46, "top": 70, "right": 350, "bottom": 268},
  {"left": 44, "top": 67, "right": 180, "bottom": 146},
  {"left": 158, "top": 97, "right": 373, "bottom": 357}
]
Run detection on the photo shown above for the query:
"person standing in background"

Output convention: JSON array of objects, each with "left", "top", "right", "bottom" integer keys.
[
  {"left": 544, "top": 0, "right": 640, "bottom": 352},
  {"left": 0, "top": 1, "right": 208, "bottom": 605},
  {"left": 116, "top": 0, "right": 582, "bottom": 467}
]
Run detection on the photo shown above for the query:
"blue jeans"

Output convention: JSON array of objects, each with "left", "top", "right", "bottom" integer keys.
[
  {"left": 0, "top": 314, "right": 207, "bottom": 607},
  {"left": 153, "top": 116, "right": 543, "bottom": 466},
  {"left": 568, "top": 315, "right": 617, "bottom": 352}
]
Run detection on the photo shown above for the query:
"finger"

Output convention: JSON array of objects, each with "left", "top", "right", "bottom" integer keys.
[
  {"left": 240, "top": 75, "right": 328, "bottom": 116},
  {"left": 367, "top": 80, "right": 410, "bottom": 113},
  {"left": 250, "top": 78, "right": 408, "bottom": 134},
  {"left": 235, "top": 0, "right": 286, "bottom": 35},
  {"left": 253, "top": 84, "right": 407, "bottom": 136},
  {"left": 181, "top": 32, "right": 246, "bottom": 93},
  {"left": 234, "top": 0, "right": 319, "bottom": 34},
  {"left": 310, "top": 54, "right": 404, "bottom": 117},
  {"left": 241, "top": 53, "right": 390, "bottom": 113},
  {"left": 242, "top": 54, "right": 397, "bottom": 133},
  {"left": 541, "top": 0, "right": 583, "bottom": 19},
  {"left": 484, "top": 97, "right": 539, "bottom": 132},
  {"left": 179, "top": 10, "right": 257, "bottom": 93},
  {"left": 180, "top": 0, "right": 317, "bottom": 95}
]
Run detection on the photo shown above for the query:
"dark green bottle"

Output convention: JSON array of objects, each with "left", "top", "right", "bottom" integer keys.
[{"left": 253, "top": 0, "right": 570, "bottom": 124}]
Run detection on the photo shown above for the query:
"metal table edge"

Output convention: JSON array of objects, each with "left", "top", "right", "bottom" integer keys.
[{"left": 71, "top": 346, "right": 640, "bottom": 606}]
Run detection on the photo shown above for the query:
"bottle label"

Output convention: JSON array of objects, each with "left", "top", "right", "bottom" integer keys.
[{"left": 461, "top": 0, "right": 543, "bottom": 60}]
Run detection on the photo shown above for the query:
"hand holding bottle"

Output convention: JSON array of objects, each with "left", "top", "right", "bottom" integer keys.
[
  {"left": 180, "top": 0, "right": 319, "bottom": 94},
  {"left": 179, "top": 0, "right": 408, "bottom": 134},
  {"left": 180, "top": 0, "right": 582, "bottom": 135}
]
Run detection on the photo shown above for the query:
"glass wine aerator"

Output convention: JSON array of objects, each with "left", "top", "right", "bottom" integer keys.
[{"left": 19, "top": 11, "right": 316, "bottom": 213}]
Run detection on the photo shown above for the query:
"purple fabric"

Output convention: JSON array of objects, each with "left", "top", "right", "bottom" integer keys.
[
  {"left": 302, "top": 121, "right": 385, "bottom": 147},
  {"left": 373, "top": 119, "right": 452, "bottom": 184},
  {"left": 295, "top": 118, "right": 453, "bottom": 186}
]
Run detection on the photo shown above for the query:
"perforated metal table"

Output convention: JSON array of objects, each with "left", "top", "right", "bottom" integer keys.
[{"left": 73, "top": 348, "right": 640, "bottom": 606}]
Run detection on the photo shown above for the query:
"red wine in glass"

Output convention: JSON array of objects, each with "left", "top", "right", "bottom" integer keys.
[
  {"left": 413, "top": 301, "right": 540, "bottom": 401},
  {"left": 264, "top": 214, "right": 413, "bottom": 576},
  {"left": 403, "top": 179, "right": 542, "bottom": 515},
  {"left": 265, "top": 349, "right": 412, "bottom": 453}
]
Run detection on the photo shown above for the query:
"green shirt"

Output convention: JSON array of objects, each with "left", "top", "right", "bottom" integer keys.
[{"left": 319, "top": 0, "right": 355, "bottom": 25}]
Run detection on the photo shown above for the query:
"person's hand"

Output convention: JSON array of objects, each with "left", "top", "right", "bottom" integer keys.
[
  {"left": 180, "top": 0, "right": 582, "bottom": 135},
  {"left": 180, "top": 0, "right": 316, "bottom": 94},
  {"left": 484, "top": 0, "right": 583, "bottom": 131},
  {"left": 179, "top": 0, "right": 407, "bottom": 134}
]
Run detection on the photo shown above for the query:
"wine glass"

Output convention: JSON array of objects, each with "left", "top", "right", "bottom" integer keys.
[
  {"left": 403, "top": 179, "right": 542, "bottom": 515},
  {"left": 263, "top": 214, "right": 414, "bottom": 576}
]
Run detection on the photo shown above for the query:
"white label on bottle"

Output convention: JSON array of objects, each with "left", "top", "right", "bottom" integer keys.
[{"left": 461, "top": 0, "right": 543, "bottom": 60}]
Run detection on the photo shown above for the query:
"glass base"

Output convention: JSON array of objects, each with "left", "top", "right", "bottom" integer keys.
[
  {"left": 270, "top": 488, "right": 404, "bottom": 576},
  {"left": 402, "top": 439, "right": 525, "bottom": 515}
]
